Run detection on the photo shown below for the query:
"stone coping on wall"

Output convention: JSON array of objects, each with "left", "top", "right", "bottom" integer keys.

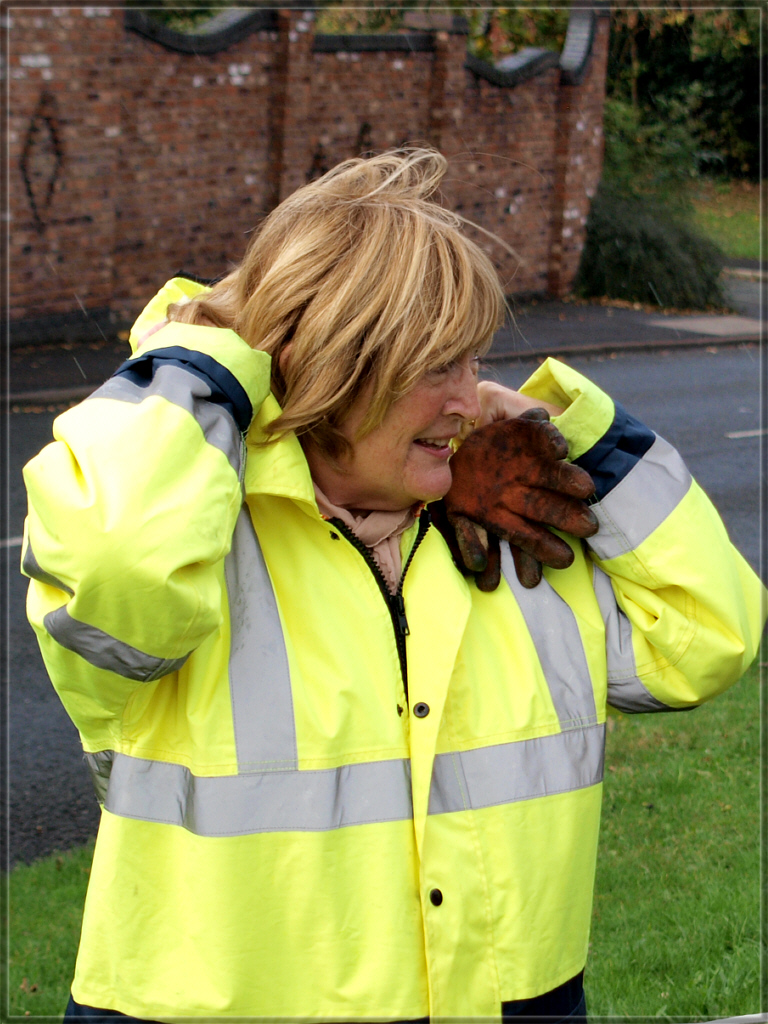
[
  {"left": 467, "top": 6, "right": 606, "bottom": 89},
  {"left": 124, "top": 7, "right": 279, "bottom": 55},
  {"left": 465, "top": 48, "right": 560, "bottom": 88},
  {"left": 313, "top": 33, "right": 435, "bottom": 54},
  {"left": 123, "top": 4, "right": 601, "bottom": 90},
  {"left": 559, "top": 6, "right": 597, "bottom": 86}
]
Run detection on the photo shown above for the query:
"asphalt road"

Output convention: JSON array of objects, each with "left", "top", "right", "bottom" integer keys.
[{"left": 5, "top": 345, "right": 763, "bottom": 865}]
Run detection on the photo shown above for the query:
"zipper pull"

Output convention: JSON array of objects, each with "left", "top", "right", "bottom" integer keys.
[{"left": 391, "top": 593, "right": 410, "bottom": 637}]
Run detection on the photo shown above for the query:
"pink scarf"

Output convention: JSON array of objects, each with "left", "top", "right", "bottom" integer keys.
[{"left": 314, "top": 484, "right": 417, "bottom": 594}]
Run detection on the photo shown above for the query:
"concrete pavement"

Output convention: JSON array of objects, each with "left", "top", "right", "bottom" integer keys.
[{"left": 490, "top": 267, "right": 762, "bottom": 361}]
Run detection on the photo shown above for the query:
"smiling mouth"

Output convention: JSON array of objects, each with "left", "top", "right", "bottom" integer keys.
[{"left": 413, "top": 437, "right": 454, "bottom": 456}]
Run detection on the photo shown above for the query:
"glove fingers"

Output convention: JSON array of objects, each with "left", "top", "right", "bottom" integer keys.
[
  {"left": 478, "top": 511, "right": 576, "bottom": 569},
  {"left": 518, "top": 530, "right": 574, "bottom": 570},
  {"left": 452, "top": 514, "right": 489, "bottom": 573},
  {"left": 475, "top": 533, "right": 501, "bottom": 592},
  {"left": 456, "top": 417, "right": 569, "bottom": 463},
  {"left": 511, "top": 544, "right": 543, "bottom": 588},
  {"left": 513, "top": 419, "right": 569, "bottom": 461},
  {"left": 560, "top": 501, "right": 599, "bottom": 538},
  {"left": 562, "top": 504, "right": 599, "bottom": 538},
  {"left": 429, "top": 500, "right": 471, "bottom": 576},
  {"left": 518, "top": 460, "right": 595, "bottom": 500},
  {"left": 508, "top": 489, "right": 599, "bottom": 537},
  {"left": 553, "top": 461, "right": 596, "bottom": 500},
  {"left": 518, "top": 407, "right": 551, "bottom": 423}
]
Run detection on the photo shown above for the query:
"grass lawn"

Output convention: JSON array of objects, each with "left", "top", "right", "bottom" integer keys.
[
  {"left": 690, "top": 179, "right": 760, "bottom": 261},
  {"left": 5, "top": 664, "right": 761, "bottom": 1020},
  {"left": 6, "top": 841, "right": 94, "bottom": 1018},
  {"left": 588, "top": 661, "right": 760, "bottom": 1018}
]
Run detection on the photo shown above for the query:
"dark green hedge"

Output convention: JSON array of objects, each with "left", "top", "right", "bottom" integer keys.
[{"left": 575, "top": 185, "right": 726, "bottom": 309}]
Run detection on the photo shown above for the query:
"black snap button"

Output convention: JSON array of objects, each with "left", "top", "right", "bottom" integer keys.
[
  {"left": 429, "top": 888, "right": 443, "bottom": 906},
  {"left": 329, "top": 532, "right": 340, "bottom": 540},
  {"left": 413, "top": 702, "right": 430, "bottom": 718}
]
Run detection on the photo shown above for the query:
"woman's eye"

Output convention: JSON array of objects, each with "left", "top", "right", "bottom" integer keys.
[
  {"left": 427, "top": 360, "right": 456, "bottom": 380},
  {"left": 428, "top": 354, "right": 480, "bottom": 381}
]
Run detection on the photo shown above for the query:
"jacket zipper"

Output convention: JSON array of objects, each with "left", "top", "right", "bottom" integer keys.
[{"left": 329, "top": 511, "right": 431, "bottom": 704}]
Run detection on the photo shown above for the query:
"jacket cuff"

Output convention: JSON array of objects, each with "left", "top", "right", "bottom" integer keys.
[
  {"left": 519, "top": 358, "right": 660, "bottom": 499},
  {"left": 518, "top": 357, "right": 615, "bottom": 460}
]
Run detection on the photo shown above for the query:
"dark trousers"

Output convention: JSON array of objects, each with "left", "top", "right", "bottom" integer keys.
[
  {"left": 64, "top": 998, "right": 428, "bottom": 1024},
  {"left": 502, "top": 971, "right": 587, "bottom": 1023},
  {"left": 65, "top": 973, "right": 586, "bottom": 1023}
]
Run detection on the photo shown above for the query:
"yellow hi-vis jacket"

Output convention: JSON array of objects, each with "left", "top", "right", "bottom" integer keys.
[{"left": 23, "top": 279, "right": 765, "bottom": 1022}]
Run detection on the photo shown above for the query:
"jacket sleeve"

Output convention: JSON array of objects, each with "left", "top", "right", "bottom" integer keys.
[
  {"left": 22, "top": 314, "right": 272, "bottom": 739},
  {"left": 520, "top": 358, "right": 766, "bottom": 712}
]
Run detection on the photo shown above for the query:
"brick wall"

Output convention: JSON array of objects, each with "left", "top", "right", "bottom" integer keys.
[
  {"left": 548, "top": 15, "right": 610, "bottom": 295},
  {"left": 5, "top": 6, "right": 609, "bottom": 340},
  {"left": 112, "top": 24, "right": 280, "bottom": 316},
  {"left": 7, "top": 7, "right": 121, "bottom": 323}
]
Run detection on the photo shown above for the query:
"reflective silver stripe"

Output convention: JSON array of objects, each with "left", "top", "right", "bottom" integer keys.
[
  {"left": 22, "top": 541, "right": 74, "bottom": 595},
  {"left": 225, "top": 508, "right": 298, "bottom": 772},
  {"left": 90, "top": 366, "right": 242, "bottom": 474},
  {"left": 427, "top": 552, "right": 605, "bottom": 816},
  {"left": 102, "top": 752, "right": 413, "bottom": 835},
  {"left": 84, "top": 749, "right": 114, "bottom": 803},
  {"left": 589, "top": 436, "right": 692, "bottom": 561},
  {"left": 429, "top": 724, "right": 605, "bottom": 814},
  {"left": 592, "top": 565, "right": 679, "bottom": 713},
  {"left": 43, "top": 605, "right": 190, "bottom": 682},
  {"left": 501, "top": 545, "right": 598, "bottom": 729}
]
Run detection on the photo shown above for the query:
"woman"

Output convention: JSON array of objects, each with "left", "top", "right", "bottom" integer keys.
[{"left": 23, "top": 150, "right": 763, "bottom": 1023}]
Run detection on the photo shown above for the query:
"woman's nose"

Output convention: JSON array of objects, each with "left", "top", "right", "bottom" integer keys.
[{"left": 444, "top": 363, "right": 482, "bottom": 421}]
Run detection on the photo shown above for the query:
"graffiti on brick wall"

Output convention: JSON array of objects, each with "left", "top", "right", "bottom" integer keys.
[
  {"left": 307, "top": 142, "right": 330, "bottom": 183},
  {"left": 306, "top": 122, "right": 399, "bottom": 182},
  {"left": 356, "top": 122, "right": 374, "bottom": 159},
  {"left": 21, "top": 91, "right": 63, "bottom": 230}
]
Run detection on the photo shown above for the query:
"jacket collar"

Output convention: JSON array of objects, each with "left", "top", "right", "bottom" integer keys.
[{"left": 244, "top": 392, "right": 320, "bottom": 515}]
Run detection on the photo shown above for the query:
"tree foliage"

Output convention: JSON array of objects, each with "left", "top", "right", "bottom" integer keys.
[
  {"left": 609, "top": 5, "right": 760, "bottom": 178},
  {"left": 464, "top": 6, "right": 569, "bottom": 62},
  {"left": 601, "top": 95, "right": 702, "bottom": 214},
  {"left": 579, "top": 4, "right": 735, "bottom": 306}
]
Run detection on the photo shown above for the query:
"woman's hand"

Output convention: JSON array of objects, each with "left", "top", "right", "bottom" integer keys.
[
  {"left": 436, "top": 381, "right": 591, "bottom": 590},
  {"left": 476, "top": 380, "right": 563, "bottom": 428}
]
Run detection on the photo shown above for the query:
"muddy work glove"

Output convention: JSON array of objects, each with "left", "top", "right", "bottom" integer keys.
[{"left": 431, "top": 409, "right": 598, "bottom": 591}]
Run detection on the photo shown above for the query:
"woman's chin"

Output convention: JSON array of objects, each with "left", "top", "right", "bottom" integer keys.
[{"left": 411, "top": 467, "right": 454, "bottom": 505}]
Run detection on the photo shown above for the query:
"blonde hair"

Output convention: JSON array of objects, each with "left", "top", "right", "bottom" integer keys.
[{"left": 168, "top": 149, "right": 504, "bottom": 459}]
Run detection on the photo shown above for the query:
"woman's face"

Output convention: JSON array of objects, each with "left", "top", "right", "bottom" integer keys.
[{"left": 306, "top": 353, "right": 482, "bottom": 511}]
